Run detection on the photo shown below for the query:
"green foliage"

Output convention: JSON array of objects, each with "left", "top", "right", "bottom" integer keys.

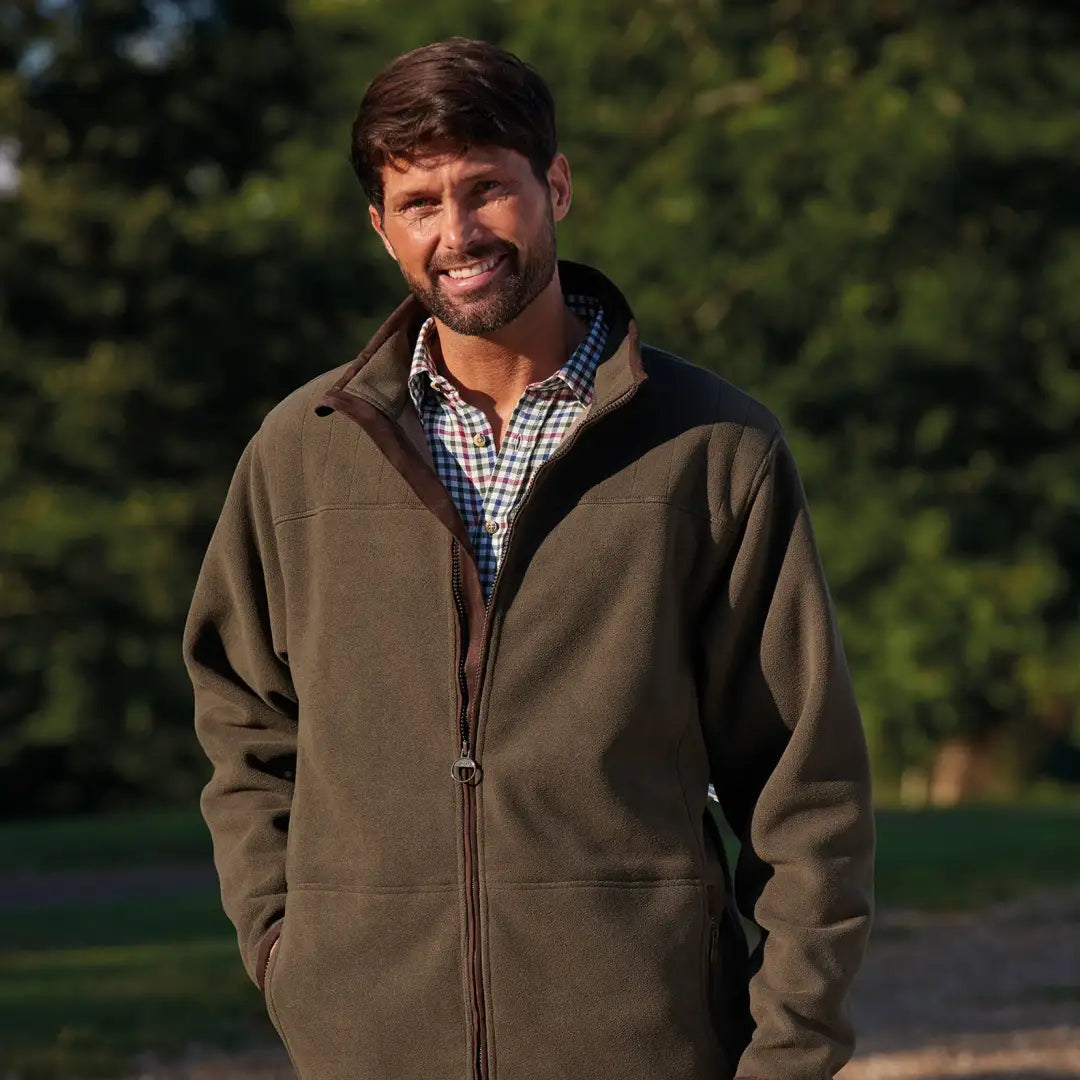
[
  {"left": 519, "top": 0, "right": 1080, "bottom": 773},
  {"left": 0, "top": 0, "right": 396, "bottom": 812},
  {"left": 2, "top": 0, "right": 1080, "bottom": 809}
]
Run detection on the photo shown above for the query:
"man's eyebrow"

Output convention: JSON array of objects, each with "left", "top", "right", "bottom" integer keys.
[
  {"left": 389, "top": 170, "right": 511, "bottom": 209},
  {"left": 389, "top": 188, "right": 437, "bottom": 209}
]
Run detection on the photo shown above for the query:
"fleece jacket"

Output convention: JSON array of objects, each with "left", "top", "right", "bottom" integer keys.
[{"left": 183, "top": 260, "right": 875, "bottom": 1080}]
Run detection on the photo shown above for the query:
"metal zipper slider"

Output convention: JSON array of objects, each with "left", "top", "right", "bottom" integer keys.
[{"left": 451, "top": 739, "right": 481, "bottom": 784}]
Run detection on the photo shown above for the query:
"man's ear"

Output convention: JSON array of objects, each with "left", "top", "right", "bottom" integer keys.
[
  {"left": 547, "top": 153, "right": 572, "bottom": 224},
  {"left": 369, "top": 204, "right": 397, "bottom": 261}
]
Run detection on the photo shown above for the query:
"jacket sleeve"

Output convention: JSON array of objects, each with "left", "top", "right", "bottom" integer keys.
[
  {"left": 701, "top": 427, "right": 875, "bottom": 1080},
  {"left": 182, "top": 430, "right": 296, "bottom": 991}
]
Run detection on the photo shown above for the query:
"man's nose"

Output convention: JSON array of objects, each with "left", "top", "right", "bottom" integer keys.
[{"left": 442, "top": 199, "right": 483, "bottom": 253}]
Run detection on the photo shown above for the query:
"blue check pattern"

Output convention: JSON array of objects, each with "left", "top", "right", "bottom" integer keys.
[{"left": 408, "top": 295, "right": 609, "bottom": 602}]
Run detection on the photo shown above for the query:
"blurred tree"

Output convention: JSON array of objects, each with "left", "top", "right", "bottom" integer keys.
[
  {"left": 0, "top": 0, "right": 396, "bottom": 813},
  {"left": 509, "top": 0, "right": 1080, "bottom": 792},
  {"left": 2, "top": 0, "right": 1079, "bottom": 812}
]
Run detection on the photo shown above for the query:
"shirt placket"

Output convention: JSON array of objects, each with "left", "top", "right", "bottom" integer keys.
[
  {"left": 448, "top": 398, "right": 498, "bottom": 578},
  {"left": 478, "top": 403, "right": 525, "bottom": 579},
  {"left": 493, "top": 387, "right": 563, "bottom": 535},
  {"left": 422, "top": 365, "right": 587, "bottom": 600}
]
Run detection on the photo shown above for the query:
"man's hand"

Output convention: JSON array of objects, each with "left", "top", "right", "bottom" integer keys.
[{"left": 264, "top": 936, "right": 280, "bottom": 989}]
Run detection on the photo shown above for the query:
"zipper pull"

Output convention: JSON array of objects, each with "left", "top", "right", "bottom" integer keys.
[
  {"left": 451, "top": 739, "right": 481, "bottom": 785},
  {"left": 708, "top": 917, "right": 720, "bottom": 964}
]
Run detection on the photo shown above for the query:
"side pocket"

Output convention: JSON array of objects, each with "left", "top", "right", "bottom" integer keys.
[
  {"left": 702, "top": 809, "right": 755, "bottom": 1075},
  {"left": 702, "top": 883, "right": 729, "bottom": 1077},
  {"left": 707, "top": 912, "right": 721, "bottom": 987},
  {"left": 703, "top": 875, "right": 754, "bottom": 1077},
  {"left": 703, "top": 881, "right": 724, "bottom": 997},
  {"left": 263, "top": 924, "right": 300, "bottom": 1075}
]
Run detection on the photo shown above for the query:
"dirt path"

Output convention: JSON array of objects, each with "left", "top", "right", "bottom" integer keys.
[
  {"left": 0, "top": 864, "right": 218, "bottom": 907},
  {"left": 841, "top": 886, "right": 1080, "bottom": 1078}
]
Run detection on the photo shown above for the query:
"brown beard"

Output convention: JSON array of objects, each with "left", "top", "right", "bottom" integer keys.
[{"left": 402, "top": 211, "right": 557, "bottom": 335}]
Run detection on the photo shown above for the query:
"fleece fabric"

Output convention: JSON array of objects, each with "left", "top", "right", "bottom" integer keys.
[{"left": 183, "top": 260, "right": 875, "bottom": 1080}]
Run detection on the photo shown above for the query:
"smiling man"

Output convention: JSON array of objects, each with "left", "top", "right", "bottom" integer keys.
[{"left": 184, "top": 37, "right": 875, "bottom": 1080}]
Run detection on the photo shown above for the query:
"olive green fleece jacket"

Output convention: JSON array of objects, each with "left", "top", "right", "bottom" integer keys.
[{"left": 183, "top": 261, "right": 874, "bottom": 1080}]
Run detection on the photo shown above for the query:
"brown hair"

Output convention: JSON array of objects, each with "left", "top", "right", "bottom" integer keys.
[{"left": 350, "top": 38, "right": 557, "bottom": 211}]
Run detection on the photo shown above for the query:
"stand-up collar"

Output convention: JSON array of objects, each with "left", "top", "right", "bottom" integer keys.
[{"left": 314, "top": 260, "right": 646, "bottom": 422}]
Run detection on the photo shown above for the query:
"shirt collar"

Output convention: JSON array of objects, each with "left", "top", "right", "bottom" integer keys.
[
  {"left": 315, "top": 261, "right": 647, "bottom": 428},
  {"left": 407, "top": 294, "right": 609, "bottom": 414}
]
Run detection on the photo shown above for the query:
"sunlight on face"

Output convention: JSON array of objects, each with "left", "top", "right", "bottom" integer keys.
[{"left": 371, "top": 145, "right": 570, "bottom": 335}]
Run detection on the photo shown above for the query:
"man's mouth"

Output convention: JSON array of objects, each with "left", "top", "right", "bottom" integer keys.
[
  {"left": 435, "top": 252, "right": 510, "bottom": 290},
  {"left": 443, "top": 254, "right": 502, "bottom": 280}
]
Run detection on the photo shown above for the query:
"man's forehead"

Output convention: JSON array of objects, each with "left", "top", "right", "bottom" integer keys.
[{"left": 382, "top": 145, "right": 527, "bottom": 188}]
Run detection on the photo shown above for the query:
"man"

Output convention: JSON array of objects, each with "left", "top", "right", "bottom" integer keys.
[{"left": 184, "top": 36, "right": 874, "bottom": 1080}]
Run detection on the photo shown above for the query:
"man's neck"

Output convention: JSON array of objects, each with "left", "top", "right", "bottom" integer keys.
[{"left": 428, "top": 271, "right": 587, "bottom": 448}]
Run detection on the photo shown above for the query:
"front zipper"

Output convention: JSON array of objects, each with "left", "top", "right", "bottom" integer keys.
[
  {"left": 324, "top": 367, "right": 645, "bottom": 1080},
  {"left": 448, "top": 380, "right": 644, "bottom": 1080},
  {"left": 450, "top": 539, "right": 485, "bottom": 1080},
  {"left": 449, "top": 542, "right": 477, "bottom": 783},
  {"left": 465, "top": 377, "right": 645, "bottom": 725}
]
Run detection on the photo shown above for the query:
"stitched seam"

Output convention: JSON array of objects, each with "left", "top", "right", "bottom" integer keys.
[
  {"left": 298, "top": 386, "right": 311, "bottom": 499},
  {"left": 288, "top": 881, "right": 459, "bottom": 893},
  {"left": 346, "top": 421, "right": 363, "bottom": 502},
  {"left": 272, "top": 502, "right": 428, "bottom": 525},
  {"left": 739, "top": 430, "right": 782, "bottom": 525},
  {"left": 484, "top": 877, "right": 702, "bottom": 889},
  {"left": 318, "top": 401, "right": 336, "bottom": 503},
  {"left": 673, "top": 708, "right": 707, "bottom": 880},
  {"left": 713, "top": 426, "right": 782, "bottom": 572},
  {"left": 287, "top": 877, "right": 705, "bottom": 891},
  {"left": 577, "top": 495, "right": 713, "bottom": 521},
  {"left": 705, "top": 383, "right": 726, "bottom": 523},
  {"left": 715, "top": 389, "right": 753, "bottom": 528},
  {"left": 272, "top": 497, "right": 717, "bottom": 527}
]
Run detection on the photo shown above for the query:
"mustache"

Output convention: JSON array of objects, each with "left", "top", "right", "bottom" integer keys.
[{"left": 428, "top": 242, "right": 515, "bottom": 274}]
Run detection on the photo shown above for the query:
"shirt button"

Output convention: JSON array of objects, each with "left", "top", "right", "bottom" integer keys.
[
  {"left": 484, "top": 520, "right": 499, "bottom": 535},
  {"left": 473, "top": 433, "right": 489, "bottom": 448}
]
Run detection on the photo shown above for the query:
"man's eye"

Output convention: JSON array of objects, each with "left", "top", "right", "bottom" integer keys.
[{"left": 404, "top": 198, "right": 436, "bottom": 212}]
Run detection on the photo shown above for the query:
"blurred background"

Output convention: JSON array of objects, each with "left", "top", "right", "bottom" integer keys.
[{"left": 1, "top": 1, "right": 1078, "bottom": 1078}]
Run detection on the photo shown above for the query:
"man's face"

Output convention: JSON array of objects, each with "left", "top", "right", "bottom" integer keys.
[{"left": 370, "top": 145, "right": 572, "bottom": 335}]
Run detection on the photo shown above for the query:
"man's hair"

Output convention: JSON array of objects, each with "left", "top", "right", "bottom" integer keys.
[{"left": 350, "top": 37, "right": 557, "bottom": 212}]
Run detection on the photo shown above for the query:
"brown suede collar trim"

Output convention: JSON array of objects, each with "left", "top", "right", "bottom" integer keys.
[{"left": 313, "top": 260, "right": 647, "bottom": 423}]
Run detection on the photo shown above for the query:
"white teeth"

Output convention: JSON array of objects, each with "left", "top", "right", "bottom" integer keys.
[{"left": 446, "top": 256, "right": 499, "bottom": 280}]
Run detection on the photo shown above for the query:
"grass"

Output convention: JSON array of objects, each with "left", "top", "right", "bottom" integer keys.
[
  {"left": 2, "top": 893, "right": 274, "bottom": 1080},
  {"left": 1, "top": 802, "right": 1078, "bottom": 1078},
  {"left": 3, "top": 939, "right": 272, "bottom": 1078},
  {"left": 873, "top": 803, "right": 1080, "bottom": 910},
  {"left": 0, "top": 809, "right": 211, "bottom": 872},
  {"left": 7, "top": 892, "right": 235, "bottom": 952}
]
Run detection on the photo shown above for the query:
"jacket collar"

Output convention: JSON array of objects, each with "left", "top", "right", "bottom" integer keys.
[{"left": 314, "top": 260, "right": 646, "bottom": 422}]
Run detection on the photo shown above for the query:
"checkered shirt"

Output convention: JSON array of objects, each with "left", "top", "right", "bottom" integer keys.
[{"left": 408, "top": 295, "right": 609, "bottom": 602}]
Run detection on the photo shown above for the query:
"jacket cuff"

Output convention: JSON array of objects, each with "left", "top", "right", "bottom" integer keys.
[{"left": 254, "top": 918, "right": 284, "bottom": 992}]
